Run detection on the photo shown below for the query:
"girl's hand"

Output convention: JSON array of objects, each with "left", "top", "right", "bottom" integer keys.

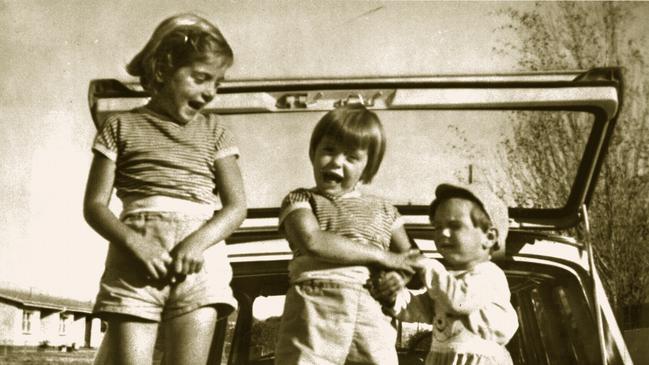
[
  {"left": 410, "top": 253, "right": 437, "bottom": 272},
  {"left": 383, "top": 249, "right": 422, "bottom": 274},
  {"left": 170, "top": 239, "right": 206, "bottom": 276},
  {"left": 127, "top": 234, "right": 173, "bottom": 280}
]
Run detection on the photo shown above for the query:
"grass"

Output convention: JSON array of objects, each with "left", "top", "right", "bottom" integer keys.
[
  {"left": 0, "top": 347, "right": 96, "bottom": 365},
  {"left": 0, "top": 346, "right": 169, "bottom": 365}
]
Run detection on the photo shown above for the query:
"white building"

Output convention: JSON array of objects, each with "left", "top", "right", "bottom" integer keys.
[{"left": 0, "top": 283, "right": 102, "bottom": 349}]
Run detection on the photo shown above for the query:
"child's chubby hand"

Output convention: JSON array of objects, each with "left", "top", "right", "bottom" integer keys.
[
  {"left": 368, "top": 270, "right": 407, "bottom": 307},
  {"left": 410, "top": 256, "right": 446, "bottom": 287}
]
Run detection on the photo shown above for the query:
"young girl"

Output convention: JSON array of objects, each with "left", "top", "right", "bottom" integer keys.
[
  {"left": 274, "top": 104, "right": 418, "bottom": 365},
  {"left": 83, "top": 13, "right": 247, "bottom": 365},
  {"left": 374, "top": 183, "right": 519, "bottom": 365}
]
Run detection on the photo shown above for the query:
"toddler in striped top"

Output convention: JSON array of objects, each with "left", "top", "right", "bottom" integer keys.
[
  {"left": 274, "top": 104, "right": 419, "bottom": 365},
  {"left": 83, "top": 13, "right": 247, "bottom": 365}
]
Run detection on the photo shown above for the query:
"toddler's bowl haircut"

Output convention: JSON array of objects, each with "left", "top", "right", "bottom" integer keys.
[{"left": 309, "top": 104, "right": 386, "bottom": 184}]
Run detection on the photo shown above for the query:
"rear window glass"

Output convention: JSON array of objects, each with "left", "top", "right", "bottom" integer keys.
[{"left": 223, "top": 110, "right": 593, "bottom": 211}]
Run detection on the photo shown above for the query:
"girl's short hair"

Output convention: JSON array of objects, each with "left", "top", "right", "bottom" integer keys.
[
  {"left": 309, "top": 104, "right": 386, "bottom": 184},
  {"left": 126, "top": 13, "right": 233, "bottom": 93}
]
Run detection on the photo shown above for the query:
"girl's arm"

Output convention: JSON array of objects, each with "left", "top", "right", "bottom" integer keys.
[
  {"left": 371, "top": 222, "right": 417, "bottom": 305},
  {"left": 380, "top": 225, "right": 415, "bottom": 298},
  {"left": 390, "top": 225, "right": 412, "bottom": 253},
  {"left": 83, "top": 154, "right": 172, "bottom": 279},
  {"left": 283, "top": 208, "right": 415, "bottom": 273},
  {"left": 171, "top": 155, "right": 247, "bottom": 275}
]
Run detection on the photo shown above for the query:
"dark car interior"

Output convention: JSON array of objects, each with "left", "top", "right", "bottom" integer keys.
[{"left": 209, "top": 232, "right": 611, "bottom": 365}]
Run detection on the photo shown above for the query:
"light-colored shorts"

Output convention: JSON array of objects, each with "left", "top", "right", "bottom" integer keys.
[
  {"left": 93, "top": 211, "right": 237, "bottom": 322},
  {"left": 274, "top": 279, "right": 398, "bottom": 365}
]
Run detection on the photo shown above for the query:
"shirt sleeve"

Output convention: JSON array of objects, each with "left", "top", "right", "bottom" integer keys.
[
  {"left": 92, "top": 115, "right": 119, "bottom": 161},
  {"left": 278, "top": 189, "right": 313, "bottom": 231},
  {"left": 386, "top": 202, "right": 404, "bottom": 232},
  {"left": 211, "top": 115, "right": 240, "bottom": 160},
  {"left": 390, "top": 205, "right": 403, "bottom": 231}
]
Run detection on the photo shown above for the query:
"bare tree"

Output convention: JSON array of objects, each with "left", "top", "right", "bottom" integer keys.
[{"left": 494, "top": 2, "right": 649, "bottom": 323}]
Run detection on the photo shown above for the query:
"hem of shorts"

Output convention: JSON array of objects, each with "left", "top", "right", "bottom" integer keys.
[
  {"left": 162, "top": 297, "right": 238, "bottom": 321},
  {"left": 92, "top": 306, "right": 161, "bottom": 322},
  {"left": 93, "top": 297, "right": 237, "bottom": 322}
]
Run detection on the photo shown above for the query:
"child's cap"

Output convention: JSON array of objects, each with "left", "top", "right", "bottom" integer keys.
[
  {"left": 127, "top": 13, "right": 227, "bottom": 77},
  {"left": 432, "top": 182, "right": 509, "bottom": 253}
]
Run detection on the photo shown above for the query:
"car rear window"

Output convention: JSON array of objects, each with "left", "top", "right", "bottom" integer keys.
[{"left": 222, "top": 109, "right": 593, "bottom": 212}]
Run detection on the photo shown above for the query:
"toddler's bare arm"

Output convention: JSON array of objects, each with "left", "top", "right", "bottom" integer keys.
[
  {"left": 368, "top": 270, "right": 406, "bottom": 305},
  {"left": 283, "top": 208, "right": 416, "bottom": 274}
]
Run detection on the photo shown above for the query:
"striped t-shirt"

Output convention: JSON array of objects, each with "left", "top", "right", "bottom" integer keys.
[
  {"left": 279, "top": 188, "right": 404, "bottom": 283},
  {"left": 92, "top": 106, "right": 239, "bottom": 207}
]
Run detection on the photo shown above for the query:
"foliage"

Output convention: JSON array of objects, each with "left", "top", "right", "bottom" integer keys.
[
  {"left": 404, "top": 329, "right": 432, "bottom": 353},
  {"left": 249, "top": 316, "right": 281, "bottom": 358},
  {"left": 494, "top": 2, "right": 649, "bottom": 320}
]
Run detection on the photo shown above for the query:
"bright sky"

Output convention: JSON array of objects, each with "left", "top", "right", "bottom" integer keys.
[{"left": 1, "top": 1, "right": 647, "bottom": 301}]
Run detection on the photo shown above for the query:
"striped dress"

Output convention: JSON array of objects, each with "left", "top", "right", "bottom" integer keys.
[{"left": 92, "top": 106, "right": 239, "bottom": 207}]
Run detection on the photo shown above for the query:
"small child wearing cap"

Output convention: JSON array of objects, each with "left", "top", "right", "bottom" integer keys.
[{"left": 372, "top": 182, "right": 519, "bottom": 365}]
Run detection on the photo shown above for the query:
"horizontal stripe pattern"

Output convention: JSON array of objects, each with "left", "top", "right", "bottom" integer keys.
[
  {"left": 93, "top": 107, "right": 238, "bottom": 205},
  {"left": 280, "top": 188, "right": 402, "bottom": 252},
  {"left": 280, "top": 188, "right": 404, "bottom": 283}
]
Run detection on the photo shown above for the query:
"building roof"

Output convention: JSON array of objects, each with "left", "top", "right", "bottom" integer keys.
[{"left": 0, "top": 283, "right": 93, "bottom": 314}]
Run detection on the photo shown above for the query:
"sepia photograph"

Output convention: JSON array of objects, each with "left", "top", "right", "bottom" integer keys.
[{"left": 1, "top": 1, "right": 648, "bottom": 364}]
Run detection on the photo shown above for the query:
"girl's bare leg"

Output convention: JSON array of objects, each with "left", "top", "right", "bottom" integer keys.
[
  {"left": 93, "top": 316, "right": 159, "bottom": 365},
  {"left": 162, "top": 306, "right": 218, "bottom": 365},
  {"left": 92, "top": 330, "right": 110, "bottom": 365}
]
